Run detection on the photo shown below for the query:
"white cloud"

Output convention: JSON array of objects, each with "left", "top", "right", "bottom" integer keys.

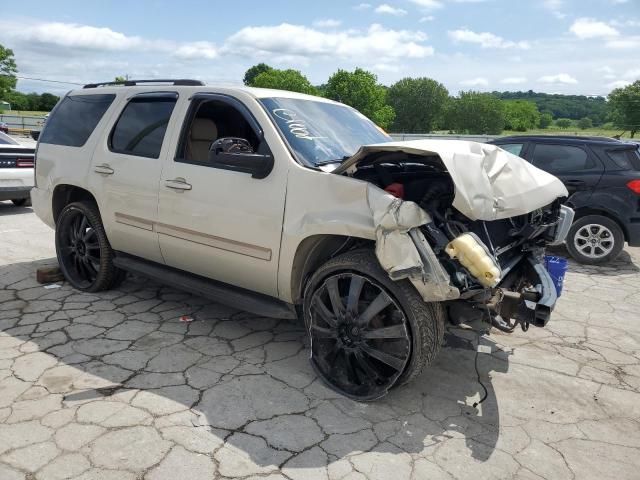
[
  {"left": 313, "top": 19, "right": 342, "bottom": 28},
  {"left": 173, "top": 41, "right": 218, "bottom": 60},
  {"left": 225, "top": 23, "right": 433, "bottom": 61},
  {"left": 410, "top": 0, "right": 443, "bottom": 9},
  {"left": 605, "top": 36, "right": 640, "bottom": 49},
  {"left": 460, "top": 77, "right": 488, "bottom": 87},
  {"left": 0, "top": 20, "right": 220, "bottom": 61},
  {"left": 542, "top": 0, "right": 566, "bottom": 19},
  {"left": 500, "top": 77, "right": 527, "bottom": 84},
  {"left": 623, "top": 68, "right": 640, "bottom": 79},
  {"left": 597, "top": 65, "right": 617, "bottom": 79},
  {"left": 569, "top": 18, "right": 619, "bottom": 39},
  {"left": 607, "top": 80, "right": 631, "bottom": 89},
  {"left": 354, "top": 3, "right": 372, "bottom": 10},
  {"left": 420, "top": 16, "right": 435, "bottom": 22},
  {"left": 375, "top": 4, "right": 408, "bottom": 15},
  {"left": 539, "top": 73, "right": 578, "bottom": 84},
  {"left": 3, "top": 21, "right": 144, "bottom": 50},
  {"left": 448, "top": 29, "right": 530, "bottom": 49}
]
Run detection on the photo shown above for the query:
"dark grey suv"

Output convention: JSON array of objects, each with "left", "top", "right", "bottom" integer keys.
[{"left": 490, "top": 135, "right": 640, "bottom": 264}]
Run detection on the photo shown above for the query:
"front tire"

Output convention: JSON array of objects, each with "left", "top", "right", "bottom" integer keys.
[
  {"left": 303, "top": 249, "right": 445, "bottom": 401},
  {"left": 55, "top": 201, "right": 126, "bottom": 292},
  {"left": 566, "top": 215, "right": 624, "bottom": 265}
]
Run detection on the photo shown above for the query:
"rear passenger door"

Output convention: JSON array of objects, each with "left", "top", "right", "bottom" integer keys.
[
  {"left": 528, "top": 142, "right": 604, "bottom": 197},
  {"left": 88, "top": 92, "right": 179, "bottom": 263}
]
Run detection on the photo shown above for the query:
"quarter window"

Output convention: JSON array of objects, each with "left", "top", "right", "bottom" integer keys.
[
  {"left": 40, "top": 94, "right": 115, "bottom": 147},
  {"left": 110, "top": 94, "right": 177, "bottom": 158},
  {"left": 531, "top": 144, "right": 595, "bottom": 173}
]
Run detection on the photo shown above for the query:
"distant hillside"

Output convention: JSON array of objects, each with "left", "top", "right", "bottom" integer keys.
[{"left": 492, "top": 90, "right": 609, "bottom": 125}]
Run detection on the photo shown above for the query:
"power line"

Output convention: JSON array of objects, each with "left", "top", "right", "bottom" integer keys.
[{"left": 14, "top": 76, "right": 84, "bottom": 86}]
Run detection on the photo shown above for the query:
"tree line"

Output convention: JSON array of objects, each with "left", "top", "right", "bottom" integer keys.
[{"left": 244, "top": 63, "right": 640, "bottom": 137}]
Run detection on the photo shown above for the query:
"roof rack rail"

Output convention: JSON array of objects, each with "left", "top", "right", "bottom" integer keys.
[{"left": 83, "top": 79, "right": 205, "bottom": 89}]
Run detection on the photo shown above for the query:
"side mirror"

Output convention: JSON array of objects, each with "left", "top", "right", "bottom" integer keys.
[
  {"left": 211, "top": 137, "right": 254, "bottom": 154},
  {"left": 208, "top": 137, "right": 274, "bottom": 179}
]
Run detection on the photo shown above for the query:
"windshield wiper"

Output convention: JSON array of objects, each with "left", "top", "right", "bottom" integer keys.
[{"left": 315, "top": 156, "right": 351, "bottom": 166}]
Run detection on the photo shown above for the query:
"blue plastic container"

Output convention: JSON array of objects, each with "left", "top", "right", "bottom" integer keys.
[{"left": 544, "top": 255, "right": 568, "bottom": 297}]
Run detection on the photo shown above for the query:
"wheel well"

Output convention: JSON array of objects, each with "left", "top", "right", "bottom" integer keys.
[
  {"left": 571, "top": 207, "right": 628, "bottom": 241},
  {"left": 290, "top": 234, "right": 374, "bottom": 304},
  {"left": 52, "top": 185, "right": 98, "bottom": 224}
]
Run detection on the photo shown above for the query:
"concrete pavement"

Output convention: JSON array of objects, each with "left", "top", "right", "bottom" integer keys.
[{"left": 1, "top": 201, "right": 640, "bottom": 479}]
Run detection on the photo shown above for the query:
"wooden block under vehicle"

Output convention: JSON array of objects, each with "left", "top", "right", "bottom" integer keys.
[{"left": 36, "top": 266, "right": 64, "bottom": 284}]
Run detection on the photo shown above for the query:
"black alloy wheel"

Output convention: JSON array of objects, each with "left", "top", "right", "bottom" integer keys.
[
  {"left": 307, "top": 272, "right": 412, "bottom": 400},
  {"left": 55, "top": 202, "right": 126, "bottom": 292}
]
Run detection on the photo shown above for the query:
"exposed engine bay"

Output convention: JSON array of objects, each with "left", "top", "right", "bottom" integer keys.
[{"left": 344, "top": 149, "right": 573, "bottom": 333}]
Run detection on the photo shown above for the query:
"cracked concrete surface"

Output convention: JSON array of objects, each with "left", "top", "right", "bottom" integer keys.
[{"left": 1, "top": 202, "right": 640, "bottom": 480}]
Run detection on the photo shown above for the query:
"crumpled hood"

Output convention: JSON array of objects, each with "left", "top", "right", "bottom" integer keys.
[{"left": 334, "top": 139, "right": 568, "bottom": 221}]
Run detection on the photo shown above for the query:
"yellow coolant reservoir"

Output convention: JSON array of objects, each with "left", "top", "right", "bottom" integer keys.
[{"left": 445, "top": 233, "right": 501, "bottom": 287}]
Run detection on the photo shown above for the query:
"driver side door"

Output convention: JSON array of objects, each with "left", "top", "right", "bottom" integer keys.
[{"left": 157, "top": 93, "right": 287, "bottom": 296}]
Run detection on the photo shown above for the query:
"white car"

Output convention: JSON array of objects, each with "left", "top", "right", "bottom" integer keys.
[
  {"left": 31, "top": 79, "right": 572, "bottom": 400},
  {"left": 0, "top": 132, "right": 35, "bottom": 206}
]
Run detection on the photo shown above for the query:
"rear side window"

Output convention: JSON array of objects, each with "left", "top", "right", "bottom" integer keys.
[
  {"left": 40, "top": 94, "right": 115, "bottom": 147},
  {"left": 109, "top": 94, "right": 177, "bottom": 159},
  {"left": 498, "top": 143, "right": 524, "bottom": 157},
  {"left": 531, "top": 144, "right": 595, "bottom": 173},
  {"left": 607, "top": 148, "right": 640, "bottom": 171}
]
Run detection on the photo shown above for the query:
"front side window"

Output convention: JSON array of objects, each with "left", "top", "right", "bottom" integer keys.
[
  {"left": 177, "top": 98, "right": 260, "bottom": 164},
  {"left": 260, "top": 97, "right": 391, "bottom": 167},
  {"left": 40, "top": 94, "right": 115, "bottom": 147},
  {"left": 531, "top": 144, "right": 595, "bottom": 173},
  {"left": 110, "top": 94, "right": 177, "bottom": 158},
  {"left": 499, "top": 143, "right": 525, "bottom": 157}
]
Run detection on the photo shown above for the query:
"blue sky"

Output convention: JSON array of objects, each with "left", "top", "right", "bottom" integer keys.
[{"left": 1, "top": 0, "right": 639, "bottom": 96}]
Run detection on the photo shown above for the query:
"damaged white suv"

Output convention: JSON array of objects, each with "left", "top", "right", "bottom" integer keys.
[{"left": 32, "top": 80, "right": 573, "bottom": 400}]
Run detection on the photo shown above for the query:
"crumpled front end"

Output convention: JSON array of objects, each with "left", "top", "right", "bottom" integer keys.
[{"left": 349, "top": 140, "right": 574, "bottom": 332}]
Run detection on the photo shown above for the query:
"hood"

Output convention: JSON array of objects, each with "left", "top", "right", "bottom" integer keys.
[{"left": 333, "top": 139, "right": 568, "bottom": 222}]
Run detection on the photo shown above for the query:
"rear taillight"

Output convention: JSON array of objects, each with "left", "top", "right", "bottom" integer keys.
[
  {"left": 627, "top": 180, "right": 640, "bottom": 194},
  {"left": 16, "top": 158, "right": 34, "bottom": 168}
]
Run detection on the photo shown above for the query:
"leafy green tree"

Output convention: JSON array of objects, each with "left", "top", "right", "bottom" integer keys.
[
  {"left": 387, "top": 77, "right": 449, "bottom": 133},
  {"left": 4, "top": 90, "right": 28, "bottom": 110},
  {"left": 577, "top": 117, "right": 593, "bottom": 130},
  {"left": 251, "top": 68, "right": 317, "bottom": 95},
  {"left": 325, "top": 68, "right": 395, "bottom": 129},
  {"left": 539, "top": 112, "right": 553, "bottom": 129},
  {"left": 114, "top": 76, "right": 126, "bottom": 83},
  {"left": 444, "top": 92, "right": 505, "bottom": 134},
  {"left": 555, "top": 118, "right": 572, "bottom": 129},
  {"left": 503, "top": 100, "right": 540, "bottom": 131},
  {"left": 609, "top": 80, "right": 640, "bottom": 138},
  {"left": 243, "top": 63, "right": 273, "bottom": 86},
  {"left": 38, "top": 93, "right": 59, "bottom": 111},
  {"left": 0, "top": 44, "right": 18, "bottom": 100}
]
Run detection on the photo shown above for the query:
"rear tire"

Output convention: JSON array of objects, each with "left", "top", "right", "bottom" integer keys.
[
  {"left": 303, "top": 249, "right": 445, "bottom": 401},
  {"left": 11, "top": 198, "right": 31, "bottom": 207},
  {"left": 55, "top": 201, "right": 126, "bottom": 292},
  {"left": 566, "top": 215, "right": 624, "bottom": 265}
]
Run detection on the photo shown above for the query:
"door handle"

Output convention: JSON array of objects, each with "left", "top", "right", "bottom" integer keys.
[
  {"left": 94, "top": 164, "right": 114, "bottom": 175},
  {"left": 164, "top": 178, "right": 192, "bottom": 191},
  {"left": 564, "top": 180, "right": 586, "bottom": 186}
]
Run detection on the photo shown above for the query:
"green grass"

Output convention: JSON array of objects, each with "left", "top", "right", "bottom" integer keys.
[
  {"left": 503, "top": 126, "right": 632, "bottom": 139},
  {"left": 0, "top": 110, "right": 48, "bottom": 117}
]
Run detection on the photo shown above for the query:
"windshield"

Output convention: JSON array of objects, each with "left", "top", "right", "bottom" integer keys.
[{"left": 260, "top": 97, "right": 391, "bottom": 167}]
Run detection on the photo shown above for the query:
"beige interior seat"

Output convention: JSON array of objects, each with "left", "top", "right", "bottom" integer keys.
[{"left": 187, "top": 118, "right": 218, "bottom": 162}]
